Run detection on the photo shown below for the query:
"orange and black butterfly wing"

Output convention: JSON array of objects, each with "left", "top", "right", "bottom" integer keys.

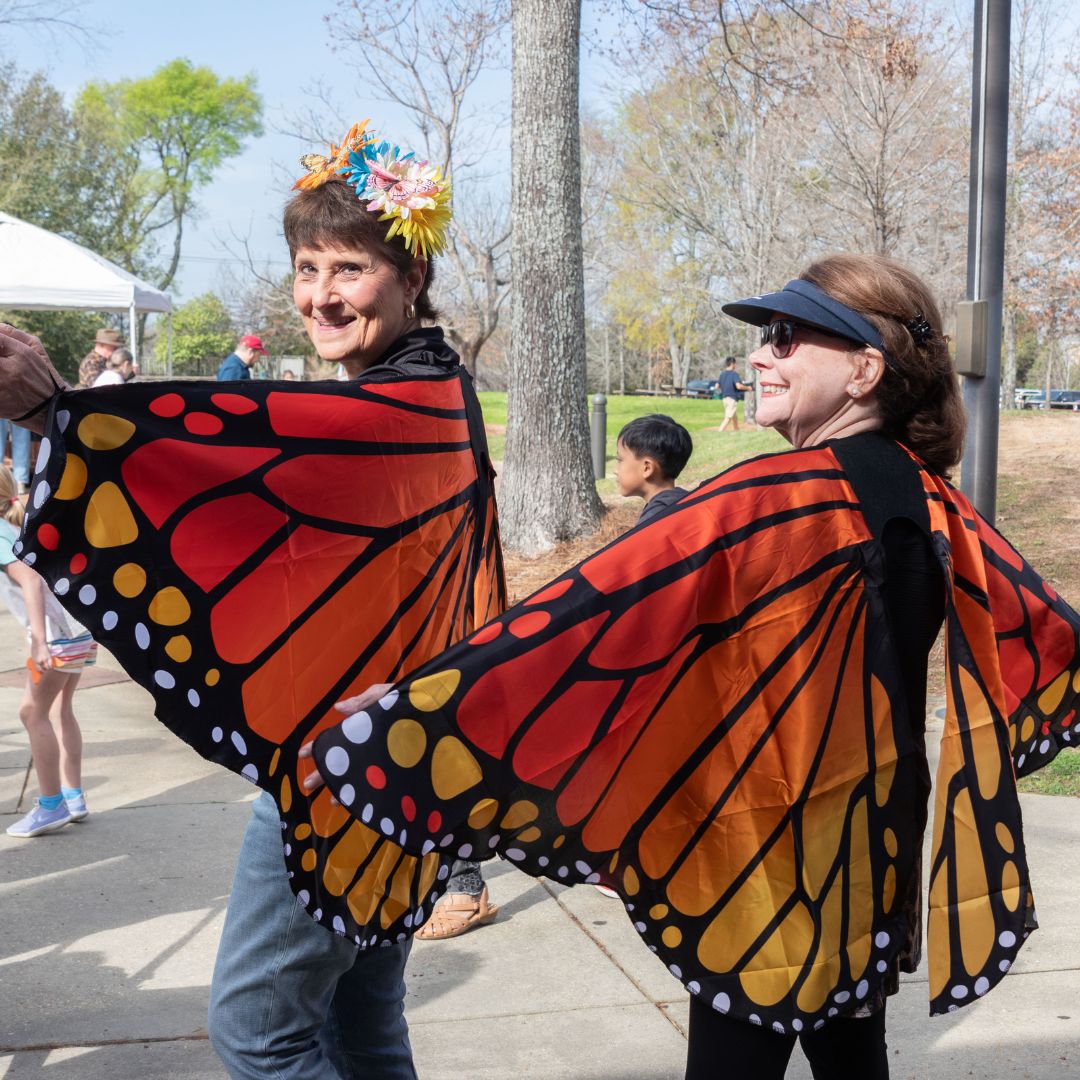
[
  {"left": 314, "top": 445, "right": 929, "bottom": 1031},
  {"left": 18, "top": 371, "right": 504, "bottom": 943},
  {"left": 920, "top": 478, "right": 1079, "bottom": 1015},
  {"left": 975, "top": 514, "right": 1080, "bottom": 769}
]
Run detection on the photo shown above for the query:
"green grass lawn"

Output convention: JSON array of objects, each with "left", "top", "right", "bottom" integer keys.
[
  {"left": 476, "top": 392, "right": 788, "bottom": 494},
  {"left": 1017, "top": 753, "right": 1080, "bottom": 797}
]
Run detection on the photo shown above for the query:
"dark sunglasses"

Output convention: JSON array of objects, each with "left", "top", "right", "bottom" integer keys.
[{"left": 760, "top": 319, "right": 859, "bottom": 359}]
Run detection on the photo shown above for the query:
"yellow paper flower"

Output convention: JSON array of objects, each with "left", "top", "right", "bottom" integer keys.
[{"left": 341, "top": 139, "right": 453, "bottom": 258}]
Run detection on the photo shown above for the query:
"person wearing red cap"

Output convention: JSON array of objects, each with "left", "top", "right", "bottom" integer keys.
[{"left": 216, "top": 335, "right": 267, "bottom": 380}]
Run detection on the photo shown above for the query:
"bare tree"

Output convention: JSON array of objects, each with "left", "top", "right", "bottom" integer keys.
[
  {"left": 592, "top": 16, "right": 810, "bottom": 379},
  {"left": 0, "top": 0, "right": 97, "bottom": 46},
  {"left": 499, "top": 0, "right": 600, "bottom": 553},
  {"left": 330, "top": 0, "right": 511, "bottom": 379},
  {"left": 593, "top": 0, "right": 972, "bottom": 396},
  {"left": 999, "top": 0, "right": 1080, "bottom": 405},
  {"left": 794, "top": 4, "right": 969, "bottom": 290}
]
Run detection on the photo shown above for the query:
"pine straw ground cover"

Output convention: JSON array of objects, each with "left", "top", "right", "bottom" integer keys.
[{"left": 487, "top": 402, "right": 1080, "bottom": 796}]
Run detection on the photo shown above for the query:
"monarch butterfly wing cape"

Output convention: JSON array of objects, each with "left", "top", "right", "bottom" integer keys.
[
  {"left": 17, "top": 367, "right": 505, "bottom": 944},
  {"left": 314, "top": 443, "right": 1079, "bottom": 1030},
  {"left": 315, "top": 445, "right": 927, "bottom": 1030},
  {"left": 923, "top": 475, "right": 1080, "bottom": 1013}
]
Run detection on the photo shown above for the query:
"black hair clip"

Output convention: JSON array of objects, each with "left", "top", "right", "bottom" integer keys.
[{"left": 905, "top": 313, "right": 933, "bottom": 347}]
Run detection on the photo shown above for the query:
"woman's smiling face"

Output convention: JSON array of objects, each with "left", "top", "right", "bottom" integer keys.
[
  {"left": 750, "top": 319, "right": 872, "bottom": 446},
  {"left": 292, "top": 243, "right": 426, "bottom": 377}
]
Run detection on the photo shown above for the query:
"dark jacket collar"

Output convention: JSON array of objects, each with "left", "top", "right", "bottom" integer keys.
[{"left": 363, "top": 326, "right": 460, "bottom": 378}]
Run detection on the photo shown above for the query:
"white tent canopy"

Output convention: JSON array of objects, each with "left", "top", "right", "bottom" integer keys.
[{"left": 0, "top": 211, "right": 171, "bottom": 368}]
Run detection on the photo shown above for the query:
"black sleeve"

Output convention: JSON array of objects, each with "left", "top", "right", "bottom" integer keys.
[
  {"left": 831, "top": 434, "right": 945, "bottom": 735},
  {"left": 882, "top": 516, "right": 945, "bottom": 737}
]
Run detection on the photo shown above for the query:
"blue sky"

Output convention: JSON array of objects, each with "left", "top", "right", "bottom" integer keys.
[
  {"left": 9, "top": 1, "right": 613, "bottom": 304},
  {"left": 10, "top": 2, "right": 485, "bottom": 300}
]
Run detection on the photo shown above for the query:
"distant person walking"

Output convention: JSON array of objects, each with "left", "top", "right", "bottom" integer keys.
[
  {"left": 216, "top": 335, "right": 267, "bottom": 381},
  {"left": 717, "top": 356, "right": 752, "bottom": 432},
  {"left": 0, "top": 466, "right": 96, "bottom": 837},
  {"left": 78, "top": 328, "right": 124, "bottom": 389}
]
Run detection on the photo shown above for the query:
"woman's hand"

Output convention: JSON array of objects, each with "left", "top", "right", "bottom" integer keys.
[
  {"left": 8, "top": 562, "right": 51, "bottom": 674},
  {"left": 0, "top": 324, "right": 71, "bottom": 435},
  {"left": 299, "top": 683, "right": 395, "bottom": 796},
  {"left": 298, "top": 740, "right": 324, "bottom": 795},
  {"left": 333, "top": 682, "right": 394, "bottom": 717},
  {"left": 29, "top": 634, "right": 51, "bottom": 674}
]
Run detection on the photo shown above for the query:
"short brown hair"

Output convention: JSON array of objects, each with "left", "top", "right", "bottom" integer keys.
[
  {"left": 283, "top": 180, "right": 438, "bottom": 320},
  {"left": 800, "top": 254, "right": 965, "bottom": 477}
]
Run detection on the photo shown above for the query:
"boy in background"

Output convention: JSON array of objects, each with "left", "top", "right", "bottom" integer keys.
[{"left": 614, "top": 414, "right": 693, "bottom": 525}]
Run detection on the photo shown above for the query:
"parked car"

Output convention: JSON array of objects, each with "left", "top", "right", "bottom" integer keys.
[
  {"left": 686, "top": 379, "right": 717, "bottom": 399},
  {"left": 1015, "top": 388, "right": 1044, "bottom": 409},
  {"left": 1050, "top": 389, "right": 1080, "bottom": 411},
  {"left": 1014, "top": 388, "right": 1080, "bottom": 411}
]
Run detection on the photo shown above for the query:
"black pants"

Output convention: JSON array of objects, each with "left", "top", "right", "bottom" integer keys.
[{"left": 686, "top": 997, "right": 889, "bottom": 1080}]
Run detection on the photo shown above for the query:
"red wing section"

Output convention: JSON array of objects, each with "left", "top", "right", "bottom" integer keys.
[{"left": 19, "top": 371, "right": 504, "bottom": 944}]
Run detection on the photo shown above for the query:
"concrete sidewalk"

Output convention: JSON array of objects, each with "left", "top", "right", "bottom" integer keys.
[{"left": 1, "top": 609, "right": 1078, "bottom": 1079}]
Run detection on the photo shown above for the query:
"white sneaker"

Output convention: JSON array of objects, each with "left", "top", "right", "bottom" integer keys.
[
  {"left": 65, "top": 794, "right": 89, "bottom": 822},
  {"left": 6, "top": 801, "right": 72, "bottom": 837}
]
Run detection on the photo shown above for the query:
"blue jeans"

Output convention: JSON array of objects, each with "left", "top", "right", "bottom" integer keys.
[
  {"left": 0, "top": 420, "right": 31, "bottom": 485},
  {"left": 209, "top": 792, "right": 417, "bottom": 1080}
]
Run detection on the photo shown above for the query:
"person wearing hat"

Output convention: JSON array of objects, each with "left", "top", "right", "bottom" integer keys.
[
  {"left": 216, "top": 335, "right": 268, "bottom": 381},
  {"left": 301, "top": 253, "right": 1078, "bottom": 1079},
  {"left": 77, "top": 328, "right": 124, "bottom": 390},
  {"left": 93, "top": 347, "right": 137, "bottom": 387}
]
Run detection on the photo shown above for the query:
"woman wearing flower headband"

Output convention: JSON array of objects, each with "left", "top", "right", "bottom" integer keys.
[
  {"left": 299, "top": 253, "right": 1078, "bottom": 1078},
  {"left": 0, "top": 120, "right": 504, "bottom": 1079}
]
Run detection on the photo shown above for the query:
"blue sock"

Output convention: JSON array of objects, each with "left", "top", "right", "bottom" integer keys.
[
  {"left": 62, "top": 786, "right": 83, "bottom": 801},
  {"left": 39, "top": 792, "right": 63, "bottom": 811}
]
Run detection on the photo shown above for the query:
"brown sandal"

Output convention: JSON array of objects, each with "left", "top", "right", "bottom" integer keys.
[{"left": 416, "top": 886, "right": 499, "bottom": 940}]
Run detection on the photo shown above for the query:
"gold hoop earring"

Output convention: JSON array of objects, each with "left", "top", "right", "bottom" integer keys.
[{"left": 406, "top": 302, "right": 417, "bottom": 320}]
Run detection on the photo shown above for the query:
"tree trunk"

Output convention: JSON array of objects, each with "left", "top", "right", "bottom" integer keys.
[
  {"left": 742, "top": 327, "right": 758, "bottom": 426},
  {"left": 603, "top": 323, "right": 611, "bottom": 394},
  {"left": 460, "top": 340, "right": 479, "bottom": 381},
  {"left": 1044, "top": 334, "right": 1055, "bottom": 405},
  {"left": 744, "top": 370, "right": 758, "bottom": 426},
  {"left": 1001, "top": 305, "right": 1017, "bottom": 408},
  {"left": 500, "top": 0, "right": 600, "bottom": 554}
]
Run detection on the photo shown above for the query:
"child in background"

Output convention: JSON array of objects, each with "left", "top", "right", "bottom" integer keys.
[
  {"left": 599, "top": 414, "right": 693, "bottom": 899},
  {"left": 0, "top": 465, "right": 96, "bottom": 837},
  {"left": 614, "top": 414, "right": 694, "bottom": 525}
]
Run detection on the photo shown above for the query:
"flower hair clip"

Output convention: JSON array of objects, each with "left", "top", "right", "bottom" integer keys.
[
  {"left": 905, "top": 313, "right": 934, "bottom": 347},
  {"left": 293, "top": 121, "right": 452, "bottom": 259}
]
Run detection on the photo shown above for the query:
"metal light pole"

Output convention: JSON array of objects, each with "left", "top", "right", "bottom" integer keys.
[{"left": 959, "top": 0, "right": 1011, "bottom": 524}]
